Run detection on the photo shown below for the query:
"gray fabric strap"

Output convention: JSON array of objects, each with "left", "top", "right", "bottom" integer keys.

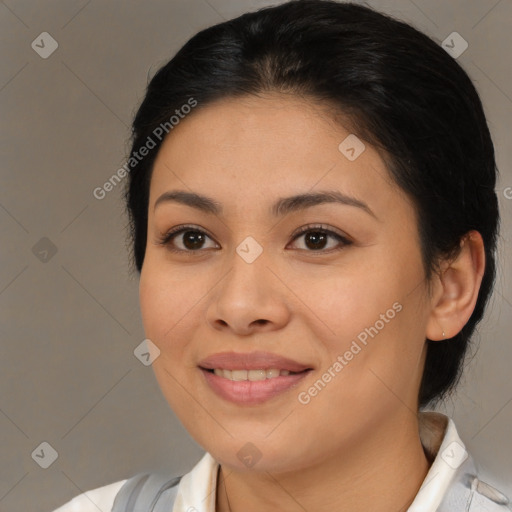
[
  {"left": 151, "top": 480, "right": 181, "bottom": 512},
  {"left": 111, "top": 473, "right": 149, "bottom": 512},
  {"left": 111, "top": 472, "right": 182, "bottom": 512}
]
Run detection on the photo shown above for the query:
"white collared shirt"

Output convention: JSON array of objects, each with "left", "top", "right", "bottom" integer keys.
[{"left": 52, "top": 412, "right": 509, "bottom": 512}]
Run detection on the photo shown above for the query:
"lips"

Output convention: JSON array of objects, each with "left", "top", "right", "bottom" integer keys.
[
  {"left": 198, "top": 351, "right": 313, "bottom": 373},
  {"left": 198, "top": 351, "right": 313, "bottom": 405}
]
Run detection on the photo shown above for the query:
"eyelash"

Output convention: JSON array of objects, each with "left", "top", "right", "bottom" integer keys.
[{"left": 155, "top": 224, "right": 353, "bottom": 255}]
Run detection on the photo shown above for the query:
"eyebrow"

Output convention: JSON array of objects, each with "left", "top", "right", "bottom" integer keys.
[{"left": 154, "top": 190, "right": 377, "bottom": 219}]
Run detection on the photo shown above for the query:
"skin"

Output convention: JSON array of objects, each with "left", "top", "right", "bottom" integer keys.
[{"left": 139, "top": 93, "right": 485, "bottom": 512}]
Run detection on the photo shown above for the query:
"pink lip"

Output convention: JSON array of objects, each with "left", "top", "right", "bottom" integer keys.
[
  {"left": 198, "top": 351, "right": 312, "bottom": 372},
  {"left": 200, "top": 368, "right": 311, "bottom": 405},
  {"left": 198, "top": 351, "right": 313, "bottom": 405}
]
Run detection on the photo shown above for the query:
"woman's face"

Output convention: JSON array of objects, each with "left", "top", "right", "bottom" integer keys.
[{"left": 139, "top": 94, "right": 434, "bottom": 472}]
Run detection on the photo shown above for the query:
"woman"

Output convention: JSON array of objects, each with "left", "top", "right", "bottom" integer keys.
[{"left": 53, "top": 0, "right": 510, "bottom": 510}]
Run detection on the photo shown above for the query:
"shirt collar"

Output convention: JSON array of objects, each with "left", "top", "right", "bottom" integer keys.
[
  {"left": 408, "top": 411, "right": 471, "bottom": 511},
  {"left": 173, "top": 411, "right": 463, "bottom": 512}
]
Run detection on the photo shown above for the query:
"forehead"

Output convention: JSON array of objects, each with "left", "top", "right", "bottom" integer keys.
[{"left": 148, "top": 93, "right": 410, "bottom": 219}]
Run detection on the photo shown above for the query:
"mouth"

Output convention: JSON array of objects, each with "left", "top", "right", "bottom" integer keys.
[
  {"left": 201, "top": 368, "right": 304, "bottom": 381},
  {"left": 197, "top": 351, "right": 313, "bottom": 405},
  {"left": 198, "top": 350, "right": 312, "bottom": 373}
]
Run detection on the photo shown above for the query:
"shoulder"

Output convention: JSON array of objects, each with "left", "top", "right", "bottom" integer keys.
[{"left": 51, "top": 479, "right": 127, "bottom": 512}]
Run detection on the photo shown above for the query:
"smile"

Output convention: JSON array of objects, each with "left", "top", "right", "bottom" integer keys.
[
  {"left": 210, "top": 368, "right": 293, "bottom": 381},
  {"left": 200, "top": 367, "right": 311, "bottom": 405},
  {"left": 197, "top": 351, "right": 313, "bottom": 405}
]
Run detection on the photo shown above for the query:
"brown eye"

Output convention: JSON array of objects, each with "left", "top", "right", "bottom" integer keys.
[
  {"left": 157, "top": 226, "right": 218, "bottom": 253},
  {"left": 289, "top": 225, "right": 352, "bottom": 252},
  {"left": 303, "top": 231, "right": 329, "bottom": 250},
  {"left": 181, "top": 230, "right": 207, "bottom": 250}
]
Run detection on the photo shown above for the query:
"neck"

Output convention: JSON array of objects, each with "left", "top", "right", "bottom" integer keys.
[{"left": 216, "top": 412, "right": 430, "bottom": 512}]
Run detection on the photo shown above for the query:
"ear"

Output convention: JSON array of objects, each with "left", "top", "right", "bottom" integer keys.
[{"left": 425, "top": 230, "right": 486, "bottom": 341}]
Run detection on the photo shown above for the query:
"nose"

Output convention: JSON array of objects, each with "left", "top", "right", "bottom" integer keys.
[{"left": 205, "top": 249, "right": 291, "bottom": 336}]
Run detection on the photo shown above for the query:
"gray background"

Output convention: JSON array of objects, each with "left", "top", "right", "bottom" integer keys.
[{"left": 1, "top": 1, "right": 511, "bottom": 511}]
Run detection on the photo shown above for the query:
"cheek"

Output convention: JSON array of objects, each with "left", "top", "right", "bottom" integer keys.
[
  {"left": 139, "top": 269, "right": 168, "bottom": 341},
  {"left": 138, "top": 266, "right": 202, "bottom": 420},
  {"left": 295, "top": 256, "right": 427, "bottom": 407},
  {"left": 139, "top": 261, "right": 194, "bottom": 338},
  {"left": 138, "top": 265, "right": 190, "bottom": 372},
  {"left": 296, "top": 259, "right": 405, "bottom": 345},
  {"left": 138, "top": 262, "right": 214, "bottom": 372}
]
